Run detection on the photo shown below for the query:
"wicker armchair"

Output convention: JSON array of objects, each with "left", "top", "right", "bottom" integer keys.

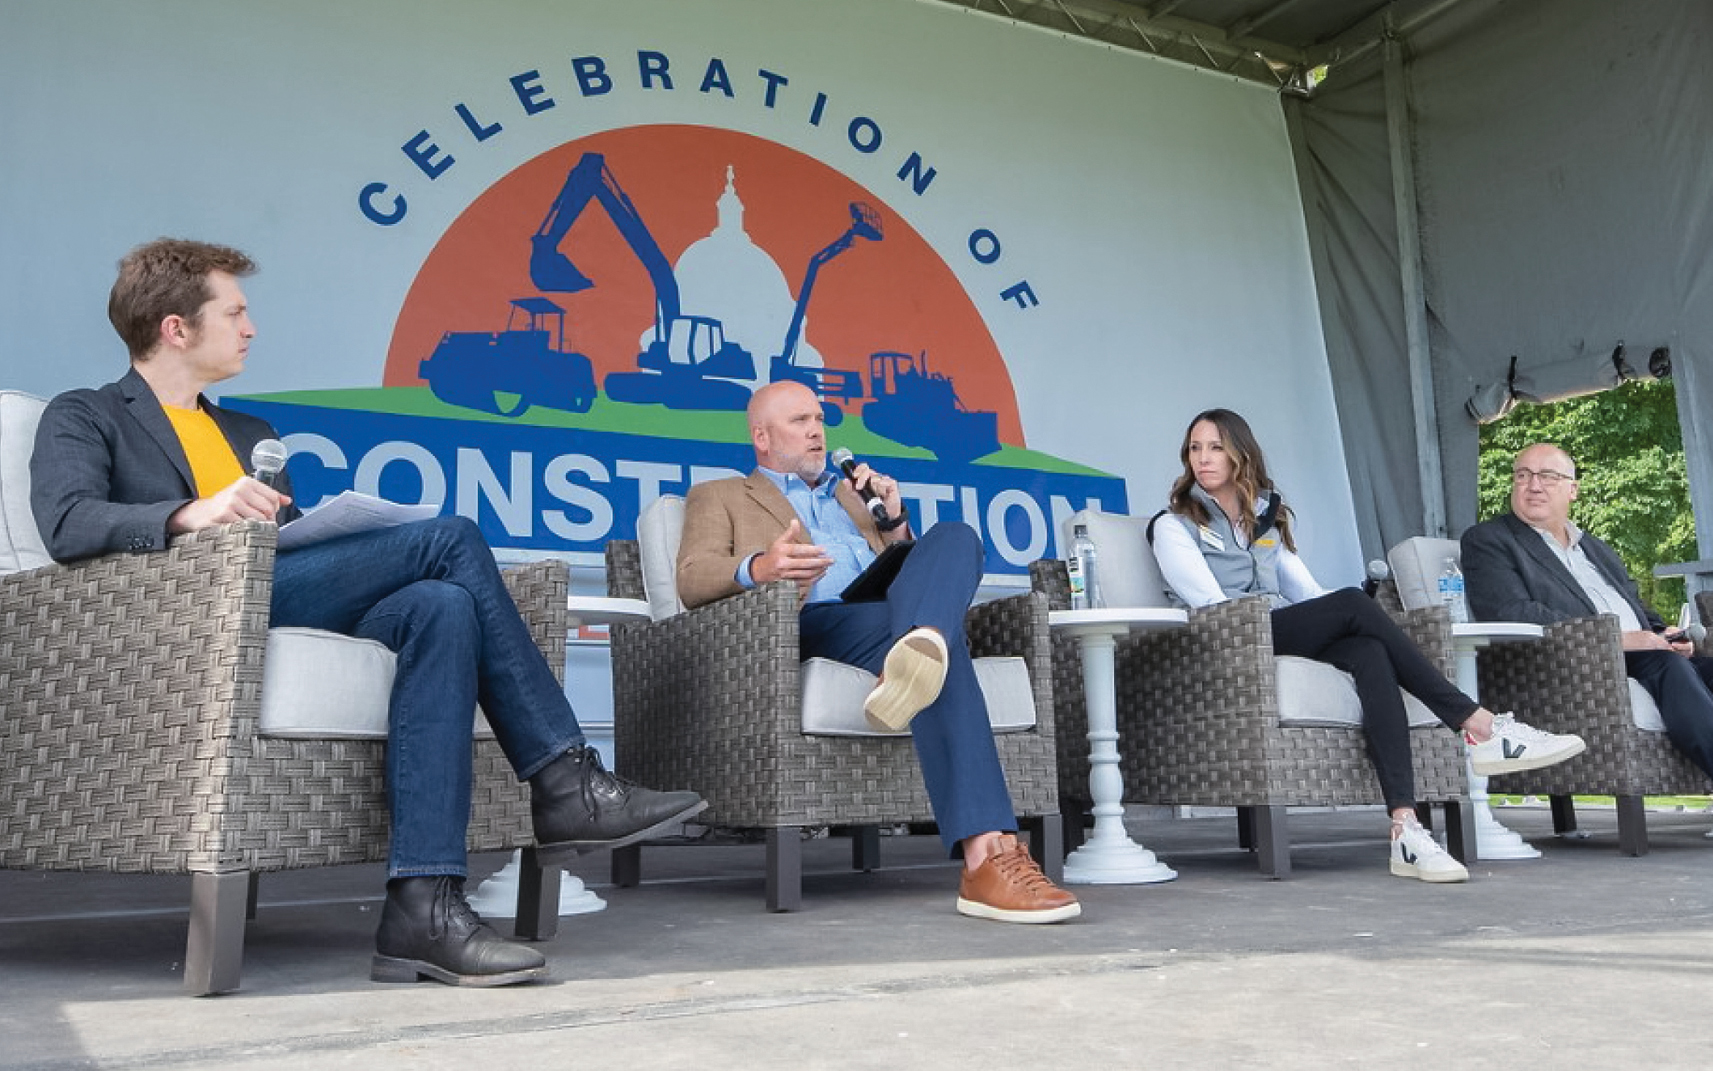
[
  {"left": 603, "top": 532, "right": 1062, "bottom": 912},
  {"left": 1035, "top": 511, "right": 1471, "bottom": 878},
  {"left": 1388, "top": 535, "right": 1712, "bottom": 856},
  {"left": 1475, "top": 613, "right": 1712, "bottom": 854},
  {"left": 0, "top": 394, "right": 567, "bottom": 995}
]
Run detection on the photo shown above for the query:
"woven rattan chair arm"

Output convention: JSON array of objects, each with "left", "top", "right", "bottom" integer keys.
[
  {"left": 1115, "top": 595, "right": 1279, "bottom": 733},
  {"left": 1393, "top": 602, "right": 1455, "bottom": 677},
  {"left": 499, "top": 558, "right": 569, "bottom": 683},
  {"left": 605, "top": 539, "right": 645, "bottom": 601},
  {"left": 610, "top": 580, "right": 803, "bottom": 743},
  {"left": 0, "top": 521, "right": 276, "bottom": 816}
]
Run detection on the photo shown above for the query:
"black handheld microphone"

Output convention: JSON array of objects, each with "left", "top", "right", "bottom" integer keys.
[
  {"left": 1666, "top": 623, "right": 1707, "bottom": 644},
  {"left": 1361, "top": 558, "right": 1391, "bottom": 598},
  {"left": 250, "top": 439, "right": 288, "bottom": 489},
  {"left": 829, "top": 447, "right": 887, "bottom": 523}
]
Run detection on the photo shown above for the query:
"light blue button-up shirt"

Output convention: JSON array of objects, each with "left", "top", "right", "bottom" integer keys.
[{"left": 737, "top": 466, "right": 875, "bottom": 603}]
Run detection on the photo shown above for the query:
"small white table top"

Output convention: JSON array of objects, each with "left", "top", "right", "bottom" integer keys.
[
  {"left": 565, "top": 596, "right": 652, "bottom": 627},
  {"left": 1048, "top": 607, "right": 1189, "bottom": 633},
  {"left": 1451, "top": 621, "right": 1544, "bottom": 646}
]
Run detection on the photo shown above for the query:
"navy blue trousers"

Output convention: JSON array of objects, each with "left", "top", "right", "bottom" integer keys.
[{"left": 798, "top": 522, "right": 1016, "bottom": 854}]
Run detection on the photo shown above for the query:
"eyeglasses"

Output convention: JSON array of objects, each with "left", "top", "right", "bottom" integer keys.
[{"left": 1512, "top": 468, "right": 1574, "bottom": 487}]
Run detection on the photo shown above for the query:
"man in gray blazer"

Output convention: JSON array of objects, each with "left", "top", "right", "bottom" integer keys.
[
  {"left": 1460, "top": 442, "right": 1713, "bottom": 778},
  {"left": 31, "top": 238, "right": 704, "bottom": 987}
]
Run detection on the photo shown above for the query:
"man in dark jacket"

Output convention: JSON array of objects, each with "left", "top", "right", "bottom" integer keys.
[
  {"left": 31, "top": 239, "right": 704, "bottom": 987},
  {"left": 1460, "top": 442, "right": 1713, "bottom": 777}
]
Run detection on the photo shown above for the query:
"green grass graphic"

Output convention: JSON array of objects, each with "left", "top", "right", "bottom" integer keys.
[{"left": 229, "top": 386, "right": 1114, "bottom": 476}]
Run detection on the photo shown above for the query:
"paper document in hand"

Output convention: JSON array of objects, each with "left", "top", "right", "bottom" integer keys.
[{"left": 276, "top": 491, "right": 441, "bottom": 551}]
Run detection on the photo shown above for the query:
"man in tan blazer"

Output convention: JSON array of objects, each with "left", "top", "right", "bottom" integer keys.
[{"left": 677, "top": 380, "right": 1079, "bottom": 924}]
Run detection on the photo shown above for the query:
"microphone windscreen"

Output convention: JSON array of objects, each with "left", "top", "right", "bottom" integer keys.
[
  {"left": 1366, "top": 559, "right": 1391, "bottom": 582},
  {"left": 251, "top": 438, "right": 288, "bottom": 478},
  {"left": 829, "top": 447, "right": 855, "bottom": 471}
]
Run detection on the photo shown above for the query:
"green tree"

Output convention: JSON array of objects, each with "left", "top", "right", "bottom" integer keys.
[{"left": 1476, "top": 379, "right": 1695, "bottom": 619}]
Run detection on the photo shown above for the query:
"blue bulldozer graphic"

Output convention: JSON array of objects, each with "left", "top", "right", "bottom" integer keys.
[
  {"left": 528, "top": 153, "right": 755, "bottom": 412},
  {"left": 864, "top": 350, "right": 1000, "bottom": 464},
  {"left": 417, "top": 295, "right": 597, "bottom": 417}
]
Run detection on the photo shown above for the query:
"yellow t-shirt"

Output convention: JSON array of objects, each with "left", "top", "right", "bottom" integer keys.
[{"left": 162, "top": 404, "right": 245, "bottom": 497}]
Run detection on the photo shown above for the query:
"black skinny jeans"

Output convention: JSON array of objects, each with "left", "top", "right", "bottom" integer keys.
[{"left": 1269, "top": 587, "right": 1479, "bottom": 809}]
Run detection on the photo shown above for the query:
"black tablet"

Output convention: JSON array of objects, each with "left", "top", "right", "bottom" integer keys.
[{"left": 839, "top": 540, "right": 915, "bottom": 602}]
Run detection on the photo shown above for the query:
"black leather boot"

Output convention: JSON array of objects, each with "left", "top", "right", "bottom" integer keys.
[
  {"left": 371, "top": 876, "right": 549, "bottom": 987},
  {"left": 531, "top": 745, "right": 707, "bottom": 865}
]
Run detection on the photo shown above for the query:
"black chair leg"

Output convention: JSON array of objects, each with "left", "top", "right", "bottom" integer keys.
[
  {"left": 1061, "top": 802, "right": 1090, "bottom": 854},
  {"left": 513, "top": 847, "right": 561, "bottom": 941},
  {"left": 850, "top": 825, "right": 881, "bottom": 872},
  {"left": 1021, "top": 814, "right": 1065, "bottom": 884},
  {"left": 766, "top": 827, "right": 803, "bottom": 912},
  {"left": 1441, "top": 798, "right": 1475, "bottom": 864},
  {"left": 245, "top": 871, "right": 261, "bottom": 922},
  {"left": 1253, "top": 805, "right": 1290, "bottom": 879},
  {"left": 611, "top": 844, "right": 642, "bottom": 888},
  {"left": 1236, "top": 806, "right": 1255, "bottom": 851},
  {"left": 185, "top": 870, "right": 249, "bottom": 996},
  {"left": 1550, "top": 794, "right": 1578, "bottom": 835},
  {"left": 1616, "top": 794, "right": 1649, "bottom": 856},
  {"left": 1414, "top": 801, "right": 1434, "bottom": 832}
]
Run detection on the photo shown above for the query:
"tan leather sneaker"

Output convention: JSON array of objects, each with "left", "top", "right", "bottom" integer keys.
[{"left": 956, "top": 835, "right": 1081, "bottom": 924}]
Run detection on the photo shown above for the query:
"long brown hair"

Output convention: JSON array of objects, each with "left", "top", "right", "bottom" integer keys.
[{"left": 1167, "top": 408, "right": 1297, "bottom": 552}]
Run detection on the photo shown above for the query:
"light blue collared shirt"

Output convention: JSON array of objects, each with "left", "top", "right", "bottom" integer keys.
[{"left": 737, "top": 466, "right": 875, "bottom": 603}]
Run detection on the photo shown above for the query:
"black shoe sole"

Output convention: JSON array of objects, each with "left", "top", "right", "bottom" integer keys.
[
  {"left": 534, "top": 799, "right": 710, "bottom": 866},
  {"left": 370, "top": 954, "right": 549, "bottom": 987}
]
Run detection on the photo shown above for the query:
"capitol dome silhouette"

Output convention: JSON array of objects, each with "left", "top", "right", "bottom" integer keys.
[{"left": 660, "top": 166, "right": 825, "bottom": 391}]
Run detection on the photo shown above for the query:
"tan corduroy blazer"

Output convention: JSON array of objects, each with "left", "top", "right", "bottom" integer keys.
[{"left": 676, "top": 470, "right": 887, "bottom": 610}]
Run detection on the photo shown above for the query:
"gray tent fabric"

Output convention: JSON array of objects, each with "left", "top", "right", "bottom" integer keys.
[{"left": 1288, "top": 0, "right": 1713, "bottom": 557}]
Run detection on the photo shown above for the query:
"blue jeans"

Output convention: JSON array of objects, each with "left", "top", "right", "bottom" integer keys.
[
  {"left": 271, "top": 516, "right": 584, "bottom": 878},
  {"left": 798, "top": 522, "right": 1016, "bottom": 854}
]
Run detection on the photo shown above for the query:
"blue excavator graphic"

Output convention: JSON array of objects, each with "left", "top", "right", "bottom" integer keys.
[{"left": 528, "top": 153, "right": 755, "bottom": 412}]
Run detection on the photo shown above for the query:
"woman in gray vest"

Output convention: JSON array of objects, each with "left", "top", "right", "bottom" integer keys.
[{"left": 1152, "top": 409, "right": 1585, "bottom": 883}]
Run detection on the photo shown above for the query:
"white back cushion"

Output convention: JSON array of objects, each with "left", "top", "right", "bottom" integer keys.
[
  {"left": 1061, "top": 509, "right": 1171, "bottom": 608},
  {"left": 638, "top": 494, "right": 687, "bottom": 620},
  {"left": 1387, "top": 536, "right": 1462, "bottom": 612},
  {"left": 0, "top": 390, "right": 52, "bottom": 575}
]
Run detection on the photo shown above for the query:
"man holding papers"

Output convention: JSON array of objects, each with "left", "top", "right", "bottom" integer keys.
[
  {"left": 676, "top": 380, "right": 1079, "bottom": 924},
  {"left": 31, "top": 239, "right": 705, "bottom": 988}
]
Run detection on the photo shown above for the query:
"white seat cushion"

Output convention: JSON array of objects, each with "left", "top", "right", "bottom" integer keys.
[
  {"left": 1275, "top": 655, "right": 1440, "bottom": 729},
  {"left": 1629, "top": 678, "right": 1666, "bottom": 732},
  {"left": 259, "top": 627, "right": 493, "bottom": 739},
  {"left": 799, "top": 655, "right": 1037, "bottom": 737},
  {"left": 0, "top": 390, "right": 52, "bottom": 576}
]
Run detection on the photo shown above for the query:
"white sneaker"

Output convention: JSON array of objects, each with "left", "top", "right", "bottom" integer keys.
[
  {"left": 1390, "top": 819, "right": 1469, "bottom": 883},
  {"left": 863, "top": 628, "right": 949, "bottom": 732},
  {"left": 1467, "top": 712, "right": 1587, "bottom": 776}
]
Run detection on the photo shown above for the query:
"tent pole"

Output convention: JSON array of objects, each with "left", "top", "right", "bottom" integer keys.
[{"left": 1383, "top": 17, "right": 1447, "bottom": 538}]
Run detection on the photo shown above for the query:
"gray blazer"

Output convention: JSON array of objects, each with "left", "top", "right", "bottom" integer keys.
[
  {"left": 30, "top": 367, "right": 300, "bottom": 563},
  {"left": 1460, "top": 511, "right": 1663, "bottom": 632}
]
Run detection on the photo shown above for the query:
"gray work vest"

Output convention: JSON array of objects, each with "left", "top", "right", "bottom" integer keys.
[{"left": 1164, "top": 485, "right": 1287, "bottom": 608}]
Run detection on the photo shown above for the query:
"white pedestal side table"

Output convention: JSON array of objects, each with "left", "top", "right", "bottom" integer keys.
[
  {"left": 1049, "top": 607, "right": 1189, "bottom": 884},
  {"left": 470, "top": 595, "right": 652, "bottom": 917},
  {"left": 1451, "top": 621, "right": 1546, "bottom": 861}
]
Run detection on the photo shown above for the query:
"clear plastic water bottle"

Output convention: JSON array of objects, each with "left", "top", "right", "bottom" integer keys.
[
  {"left": 1438, "top": 556, "right": 1469, "bottom": 624},
  {"left": 1069, "top": 523, "right": 1101, "bottom": 610}
]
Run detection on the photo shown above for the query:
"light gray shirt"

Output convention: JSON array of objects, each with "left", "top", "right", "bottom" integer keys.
[{"left": 1530, "top": 521, "right": 1644, "bottom": 632}]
